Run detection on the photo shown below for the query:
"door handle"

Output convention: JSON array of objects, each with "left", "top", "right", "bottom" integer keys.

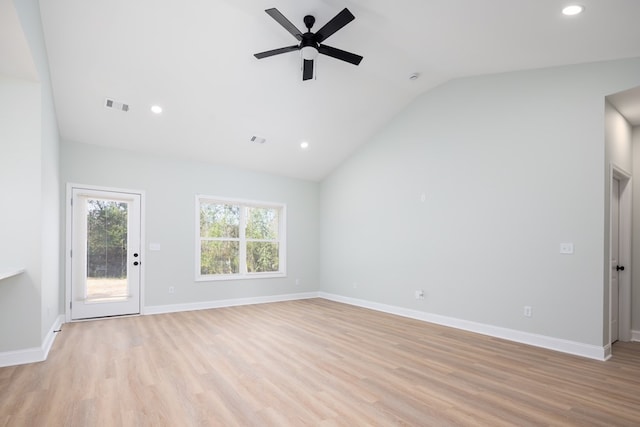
[{"left": 616, "top": 265, "right": 625, "bottom": 271}]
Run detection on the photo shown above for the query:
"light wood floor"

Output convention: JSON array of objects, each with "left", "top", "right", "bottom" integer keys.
[{"left": 2, "top": 299, "right": 640, "bottom": 426}]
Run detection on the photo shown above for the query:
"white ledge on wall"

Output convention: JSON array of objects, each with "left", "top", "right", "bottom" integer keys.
[{"left": 0, "top": 268, "right": 25, "bottom": 281}]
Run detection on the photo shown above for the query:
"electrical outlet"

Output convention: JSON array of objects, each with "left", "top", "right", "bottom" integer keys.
[
  {"left": 353, "top": 282, "right": 358, "bottom": 289},
  {"left": 523, "top": 306, "right": 532, "bottom": 317},
  {"left": 415, "top": 290, "right": 425, "bottom": 300},
  {"left": 169, "top": 286, "right": 175, "bottom": 294},
  {"left": 295, "top": 278, "right": 300, "bottom": 286}
]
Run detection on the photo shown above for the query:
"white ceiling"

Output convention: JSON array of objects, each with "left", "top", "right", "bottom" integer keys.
[{"left": 35, "top": 0, "right": 640, "bottom": 181}]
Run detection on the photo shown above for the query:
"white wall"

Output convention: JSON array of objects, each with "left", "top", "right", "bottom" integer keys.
[
  {"left": 3, "top": 0, "right": 639, "bottom": 360},
  {"left": 13, "top": 0, "right": 62, "bottom": 344},
  {"left": 632, "top": 126, "right": 640, "bottom": 335},
  {"left": 605, "top": 101, "right": 633, "bottom": 171},
  {"left": 320, "top": 58, "right": 640, "bottom": 348},
  {"left": 60, "top": 142, "right": 319, "bottom": 309},
  {"left": 604, "top": 100, "right": 633, "bottom": 344},
  {"left": 0, "top": 77, "right": 43, "bottom": 351},
  {"left": 0, "top": 0, "right": 60, "bottom": 354}
]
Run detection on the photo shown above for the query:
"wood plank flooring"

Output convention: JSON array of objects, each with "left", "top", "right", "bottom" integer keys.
[{"left": 2, "top": 298, "right": 640, "bottom": 426}]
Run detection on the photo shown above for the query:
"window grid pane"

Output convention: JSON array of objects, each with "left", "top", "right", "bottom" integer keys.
[
  {"left": 200, "top": 240, "right": 239, "bottom": 275},
  {"left": 246, "top": 207, "right": 279, "bottom": 240},
  {"left": 246, "top": 242, "right": 279, "bottom": 273},
  {"left": 200, "top": 202, "right": 240, "bottom": 238},
  {"left": 197, "top": 196, "right": 285, "bottom": 280}
]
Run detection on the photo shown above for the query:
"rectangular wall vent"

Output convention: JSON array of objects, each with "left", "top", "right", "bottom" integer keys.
[
  {"left": 250, "top": 136, "right": 266, "bottom": 144},
  {"left": 105, "top": 98, "right": 130, "bottom": 112}
]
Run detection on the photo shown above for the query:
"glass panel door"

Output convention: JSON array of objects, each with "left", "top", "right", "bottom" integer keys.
[{"left": 71, "top": 188, "right": 141, "bottom": 320}]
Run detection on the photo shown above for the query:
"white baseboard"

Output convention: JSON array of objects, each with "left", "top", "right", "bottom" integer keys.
[
  {"left": 0, "top": 293, "right": 318, "bottom": 367},
  {"left": 144, "top": 291, "right": 320, "bottom": 315},
  {"left": 318, "top": 292, "right": 609, "bottom": 361},
  {"left": 632, "top": 330, "right": 640, "bottom": 342},
  {"left": 603, "top": 344, "right": 612, "bottom": 360},
  {"left": 0, "top": 315, "right": 64, "bottom": 368},
  {"left": 5, "top": 294, "right": 611, "bottom": 367}
]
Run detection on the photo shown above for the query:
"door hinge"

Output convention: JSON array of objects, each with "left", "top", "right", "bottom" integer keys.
[
  {"left": 70, "top": 198, "right": 73, "bottom": 206},
  {"left": 70, "top": 301, "right": 72, "bottom": 309},
  {"left": 70, "top": 249, "right": 72, "bottom": 258}
]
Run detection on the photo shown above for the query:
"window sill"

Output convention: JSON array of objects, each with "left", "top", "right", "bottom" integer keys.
[{"left": 196, "top": 272, "right": 286, "bottom": 282}]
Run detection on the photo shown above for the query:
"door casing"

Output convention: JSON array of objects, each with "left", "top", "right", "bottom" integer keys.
[
  {"left": 65, "top": 183, "right": 146, "bottom": 322},
  {"left": 609, "top": 166, "right": 632, "bottom": 345}
]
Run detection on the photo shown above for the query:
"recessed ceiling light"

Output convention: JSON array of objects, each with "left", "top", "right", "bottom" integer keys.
[
  {"left": 150, "top": 105, "right": 163, "bottom": 114},
  {"left": 300, "top": 141, "right": 310, "bottom": 150},
  {"left": 562, "top": 5, "right": 584, "bottom": 16}
]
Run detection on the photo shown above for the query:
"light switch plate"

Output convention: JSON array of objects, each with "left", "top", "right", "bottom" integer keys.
[
  {"left": 560, "top": 243, "right": 574, "bottom": 254},
  {"left": 149, "top": 243, "right": 161, "bottom": 251}
]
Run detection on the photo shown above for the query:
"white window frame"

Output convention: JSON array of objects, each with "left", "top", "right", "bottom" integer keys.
[{"left": 195, "top": 195, "right": 286, "bottom": 281}]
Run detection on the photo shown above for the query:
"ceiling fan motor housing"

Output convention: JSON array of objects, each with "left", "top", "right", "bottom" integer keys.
[{"left": 301, "top": 33, "right": 318, "bottom": 48}]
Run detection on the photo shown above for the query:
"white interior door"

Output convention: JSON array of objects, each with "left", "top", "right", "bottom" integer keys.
[
  {"left": 611, "top": 178, "right": 620, "bottom": 343},
  {"left": 70, "top": 188, "right": 141, "bottom": 320}
]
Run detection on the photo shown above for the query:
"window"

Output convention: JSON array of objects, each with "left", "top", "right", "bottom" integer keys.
[{"left": 196, "top": 196, "right": 286, "bottom": 281}]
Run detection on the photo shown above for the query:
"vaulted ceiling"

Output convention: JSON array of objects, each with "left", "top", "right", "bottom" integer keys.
[{"left": 30, "top": 0, "right": 640, "bottom": 180}]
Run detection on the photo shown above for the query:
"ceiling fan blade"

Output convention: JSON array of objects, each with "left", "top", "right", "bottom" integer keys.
[
  {"left": 303, "top": 59, "right": 314, "bottom": 81},
  {"left": 265, "top": 8, "right": 303, "bottom": 41},
  {"left": 318, "top": 44, "right": 363, "bottom": 66},
  {"left": 254, "top": 45, "right": 300, "bottom": 59},
  {"left": 315, "top": 8, "right": 355, "bottom": 43}
]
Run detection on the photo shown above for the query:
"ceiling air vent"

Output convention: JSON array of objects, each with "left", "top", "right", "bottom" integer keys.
[
  {"left": 250, "top": 136, "right": 266, "bottom": 144},
  {"left": 105, "top": 98, "right": 130, "bottom": 112}
]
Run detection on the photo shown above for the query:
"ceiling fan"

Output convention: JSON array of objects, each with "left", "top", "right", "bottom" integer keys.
[{"left": 254, "top": 7, "right": 363, "bottom": 81}]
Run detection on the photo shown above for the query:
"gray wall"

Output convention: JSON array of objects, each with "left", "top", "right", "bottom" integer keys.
[
  {"left": 3, "top": 1, "right": 640, "bottom": 357},
  {"left": 0, "top": 0, "right": 60, "bottom": 352},
  {"left": 0, "top": 77, "right": 43, "bottom": 351},
  {"left": 604, "top": 100, "right": 633, "bottom": 343},
  {"left": 632, "top": 126, "right": 640, "bottom": 334},
  {"left": 320, "top": 58, "right": 640, "bottom": 347},
  {"left": 16, "top": 0, "right": 62, "bottom": 342},
  {"left": 60, "top": 142, "right": 320, "bottom": 308}
]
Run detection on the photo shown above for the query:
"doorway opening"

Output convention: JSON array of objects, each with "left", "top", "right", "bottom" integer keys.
[
  {"left": 610, "top": 166, "right": 632, "bottom": 345},
  {"left": 66, "top": 184, "right": 144, "bottom": 321}
]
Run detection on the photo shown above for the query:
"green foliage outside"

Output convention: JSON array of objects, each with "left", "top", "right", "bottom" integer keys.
[
  {"left": 201, "top": 240, "right": 240, "bottom": 274},
  {"left": 200, "top": 203, "right": 239, "bottom": 238},
  {"left": 87, "top": 199, "right": 128, "bottom": 279},
  {"left": 246, "top": 207, "right": 279, "bottom": 273},
  {"left": 200, "top": 202, "right": 280, "bottom": 275},
  {"left": 200, "top": 203, "right": 240, "bottom": 274}
]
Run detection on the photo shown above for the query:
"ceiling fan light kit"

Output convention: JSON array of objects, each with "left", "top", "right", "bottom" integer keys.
[
  {"left": 301, "top": 46, "right": 318, "bottom": 61},
  {"left": 254, "top": 7, "right": 363, "bottom": 81}
]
